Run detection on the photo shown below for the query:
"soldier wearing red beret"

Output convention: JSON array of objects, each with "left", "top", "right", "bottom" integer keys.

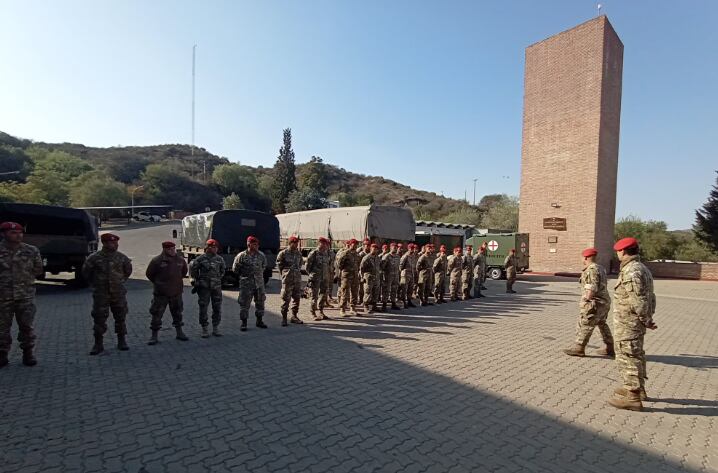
[
  {"left": 503, "top": 248, "right": 518, "bottom": 294},
  {"left": 146, "top": 241, "right": 189, "bottom": 344},
  {"left": 432, "top": 244, "right": 448, "bottom": 303},
  {"left": 232, "top": 236, "right": 268, "bottom": 331},
  {"left": 336, "top": 238, "right": 360, "bottom": 316},
  {"left": 189, "top": 239, "right": 227, "bottom": 338},
  {"left": 276, "top": 236, "right": 304, "bottom": 326},
  {"left": 357, "top": 238, "right": 372, "bottom": 307},
  {"left": 305, "top": 237, "right": 332, "bottom": 320}
]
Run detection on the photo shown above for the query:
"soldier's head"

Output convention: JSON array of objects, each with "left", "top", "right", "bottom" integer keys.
[
  {"left": 613, "top": 237, "right": 639, "bottom": 261},
  {"left": 389, "top": 242, "right": 397, "bottom": 254},
  {"left": 363, "top": 238, "right": 371, "bottom": 251},
  {"left": 439, "top": 245, "right": 447, "bottom": 255},
  {"left": 370, "top": 243, "right": 380, "bottom": 255},
  {"left": 510, "top": 248, "right": 516, "bottom": 255},
  {"left": 247, "top": 236, "right": 259, "bottom": 252},
  {"left": 465, "top": 245, "right": 472, "bottom": 255},
  {"left": 100, "top": 233, "right": 120, "bottom": 252},
  {"left": 0, "top": 222, "right": 24, "bottom": 245},
  {"left": 381, "top": 244, "right": 389, "bottom": 254},
  {"left": 453, "top": 246, "right": 461, "bottom": 256},
  {"left": 428, "top": 244, "right": 435, "bottom": 255},
  {"left": 288, "top": 235, "right": 299, "bottom": 251},
  {"left": 478, "top": 246, "right": 486, "bottom": 254},
  {"left": 397, "top": 243, "right": 404, "bottom": 254},
  {"left": 206, "top": 239, "right": 219, "bottom": 255},
  {"left": 347, "top": 238, "right": 358, "bottom": 250},
  {"left": 581, "top": 247, "right": 598, "bottom": 267},
  {"left": 319, "top": 237, "right": 330, "bottom": 251},
  {"left": 162, "top": 241, "right": 177, "bottom": 256}
]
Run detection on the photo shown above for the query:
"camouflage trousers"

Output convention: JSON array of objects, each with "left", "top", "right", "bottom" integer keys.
[
  {"left": 339, "top": 272, "right": 359, "bottom": 309},
  {"left": 433, "top": 272, "right": 446, "bottom": 301},
  {"left": 472, "top": 277, "right": 482, "bottom": 298},
  {"left": 506, "top": 271, "right": 517, "bottom": 292},
  {"left": 449, "top": 273, "right": 461, "bottom": 300},
  {"left": 358, "top": 274, "right": 365, "bottom": 307},
  {"left": 150, "top": 294, "right": 184, "bottom": 331},
  {"left": 0, "top": 298, "right": 36, "bottom": 353},
  {"left": 362, "top": 274, "right": 380, "bottom": 308},
  {"left": 615, "top": 336, "right": 647, "bottom": 390},
  {"left": 280, "top": 274, "right": 302, "bottom": 316},
  {"left": 461, "top": 272, "right": 473, "bottom": 298},
  {"left": 399, "top": 271, "right": 414, "bottom": 303},
  {"left": 309, "top": 276, "right": 330, "bottom": 312},
  {"left": 382, "top": 274, "right": 398, "bottom": 305},
  {"left": 575, "top": 304, "right": 613, "bottom": 347},
  {"left": 92, "top": 290, "right": 128, "bottom": 336},
  {"left": 197, "top": 286, "right": 222, "bottom": 328},
  {"left": 238, "top": 284, "right": 266, "bottom": 321}
]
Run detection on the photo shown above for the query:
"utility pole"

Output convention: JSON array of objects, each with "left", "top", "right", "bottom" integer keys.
[
  {"left": 191, "top": 44, "right": 196, "bottom": 156},
  {"left": 473, "top": 178, "right": 478, "bottom": 206}
]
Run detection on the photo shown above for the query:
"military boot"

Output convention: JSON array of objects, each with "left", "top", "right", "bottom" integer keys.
[
  {"left": 349, "top": 306, "right": 358, "bottom": 316},
  {"left": 256, "top": 317, "right": 268, "bottom": 329},
  {"left": 175, "top": 327, "right": 189, "bottom": 341},
  {"left": 212, "top": 326, "right": 222, "bottom": 337},
  {"left": 407, "top": 300, "right": 417, "bottom": 307},
  {"left": 240, "top": 320, "right": 248, "bottom": 332},
  {"left": 201, "top": 326, "right": 210, "bottom": 338},
  {"left": 290, "top": 314, "right": 303, "bottom": 324},
  {"left": 340, "top": 308, "right": 350, "bottom": 317},
  {"left": 365, "top": 305, "right": 375, "bottom": 315},
  {"left": 614, "top": 386, "right": 648, "bottom": 401},
  {"left": 117, "top": 335, "right": 129, "bottom": 351},
  {"left": 147, "top": 330, "right": 159, "bottom": 346},
  {"left": 281, "top": 311, "right": 288, "bottom": 327},
  {"left": 0, "top": 351, "right": 8, "bottom": 368},
  {"left": 22, "top": 349, "right": 37, "bottom": 367},
  {"left": 319, "top": 310, "right": 330, "bottom": 320},
  {"left": 562, "top": 344, "right": 586, "bottom": 357},
  {"left": 596, "top": 345, "right": 615, "bottom": 357},
  {"left": 90, "top": 334, "right": 105, "bottom": 354},
  {"left": 607, "top": 389, "right": 643, "bottom": 411}
]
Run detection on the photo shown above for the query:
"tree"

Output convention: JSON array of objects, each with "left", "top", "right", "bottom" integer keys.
[
  {"left": 614, "top": 216, "right": 678, "bottom": 261},
  {"left": 479, "top": 195, "right": 519, "bottom": 231},
  {"left": 0, "top": 146, "right": 33, "bottom": 182},
  {"left": 0, "top": 182, "right": 23, "bottom": 202},
  {"left": 441, "top": 208, "right": 482, "bottom": 226},
  {"left": 26, "top": 147, "right": 92, "bottom": 181},
  {"left": 299, "top": 156, "right": 328, "bottom": 198},
  {"left": 270, "top": 128, "right": 297, "bottom": 213},
  {"left": 141, "top": 164, "right": 221, "bottom": 212},
  {"left": 69, "top": 172, "right": 128, "bottom": 207},
  {"left": 285, "top": 189, "right": 327, "bottom": 212},
  {"left": 223, "top": 192, "right": 244, "bottom": 210},
  {"left": 694, "top": 171, "right": 718, "bottom": 253}
]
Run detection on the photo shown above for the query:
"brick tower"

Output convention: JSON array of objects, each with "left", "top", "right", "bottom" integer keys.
[{"left": 518, "top": 16, "right": 623, "bottom": 273}]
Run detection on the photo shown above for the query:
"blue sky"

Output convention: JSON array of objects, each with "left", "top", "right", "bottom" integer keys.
[{"left": 1, "top": 0, "right": 716, "bottom": 229}]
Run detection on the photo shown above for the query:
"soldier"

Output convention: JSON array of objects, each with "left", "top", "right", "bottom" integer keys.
[
  {"left": 0, "top": 222, "right": 43, "bottom": 367},
  {"left": 461, "top": 245, "right": 474, "bottom": 300},
  {"left": 189, "top": 239, "right": 226, "bottom": 338},
  {"left": 473, "top": 246, "right": 487, "bottom": 298},
  {"left": 357, "top": 238, "right": 371, "bottom": 305},
  {"left": 233, "top": 236, "right": 268, "bottom": 331},
  {"left": 337, "top": 238, "right": 360, "bottom": 316},
  {"left": 411, "top": 243, "right": 420, "bottom": 300},
  {"left": 504, "top": 248, "right": 518, "bottom": 293},
  {"left": 360, "top": 243, "right": 381, "bottom": 313},
  {"left": 479, "top": 242, "right": 489, "bottom": 290},
  {"left": 607, "top": 237, "right": 657, "bottom": 412},
  {"left": 146, "top": 241, "right": 189, "bottom": 344},
  {"left": 277, "top": 235, "right": 304, "bottom": 326},
  {"left": 563, "top": 248, "right": 614, "bottom": 357},
  {"left": 82, "top": 233, "right": 133, "bottom": 355},
  {"left": 326, "top": 245, "right": 337, "bottom": 307},
  {"left": 306, "top": 237, "right": 332, "bottom": 321},
  {"left": 381, "top": 243, "right": 401, "bottom": 311},
  {"left": 432, "top": 245, "right": 448, "bottom": 303},
  {"left": 447, "top": 246, "right": 463, "bottom": 302},
  {"left": 416, "top": 245, "right": 433, "bottom": 306},
  {"left": 399, "top": 243, "right": 417, "bottom": 308}
]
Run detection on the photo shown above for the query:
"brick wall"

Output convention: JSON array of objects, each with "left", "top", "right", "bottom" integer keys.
[
  {"left": 645, "top": 262, "right": 718, "bottom": 281},
  {"left": 519, "top": 16, "right": 623, "bottom": 273}
]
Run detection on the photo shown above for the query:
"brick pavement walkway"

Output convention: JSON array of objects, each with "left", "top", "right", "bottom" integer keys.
[{"left": 1, "top": 273, "right": 716, "bottom": 472}]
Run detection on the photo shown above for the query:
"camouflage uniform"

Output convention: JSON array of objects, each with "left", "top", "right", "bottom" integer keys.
[
  {"left": 82, "top": 249, "right": 133, "bottom": 337},
  {"left": 360, "top": 253, "right": 381, "bottom": 311},
  {"left": 473, "top": 252, "right": 486, "bottom": 298},
  {"left": 337, "top": 248, "right": 360, "bottom": 312},
  {"left": 327, "top": 248, "right": 337, "bottom": 301},
  {"left": 613, "top": 255, "right": 656, "bottom": 392},
  {"left": 146, "top": 253, "right": 188, "bottom": 331},
  {"left": 277, "top": 247, "right": 303, "bottom": 321},
  {"left": 357, "top": 246, "right": 369, "bottom": 304},
  {"left": 447, "top": 254, "right": 463, "bottom": 301},
  {"left": 0, "top": 241, "right": 43, "bottom": 358},
  {"left": 232, "top": 250, "right": 267, "bottom": 323},
  {"left": 398, "top": 251, "right": 415, "bottom": 306},
  {"left": 189, "top": 253, "right": 226, "bottom": 329},
  {"left": 416, "top": 252, "right": 432, "bottom": 305},
  {"left": 306, "top": 247, "right": 332, "bottom": 316},
  {"left": 504, "top": 254, "right": 517, "bottom": 292},
  {"left": 575, "top": 262, "right": 613, "bottom": 348},
  {"left": 432, "top": 253, "right": 448, "bottom": 302},
  {"left": 461, "top": 252, "right": 474, "bottom": 299},
  {"left": 381, "top": 252, "right": 400, "bottom": 307}
]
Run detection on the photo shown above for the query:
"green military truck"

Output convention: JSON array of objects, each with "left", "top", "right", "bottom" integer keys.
[
  {"left": 180, "top": 210, "right": 280, "bottom": 286},
  {"left": 465, "top": 232, "right": 530, "bottom": 280}
]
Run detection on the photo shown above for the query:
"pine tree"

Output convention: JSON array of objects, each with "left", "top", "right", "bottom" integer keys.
[
  {"left": 271, "top": 128, "right": 297, "bottom": 213},
  {"left": 694, "top": 171, "right": 718, "bottom": 253}
]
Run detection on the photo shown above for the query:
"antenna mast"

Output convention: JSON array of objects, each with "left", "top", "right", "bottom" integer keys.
[{"left": 192, "top": 44, "right": 196, "bottom": 156}]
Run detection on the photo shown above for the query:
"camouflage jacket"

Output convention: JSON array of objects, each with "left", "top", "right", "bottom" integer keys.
[
  {"left": 613, "top": 255, "right": 656, "bottom": 341},
  {"left": 82, "top": 249, "right": 133, "bottom": 294},
  {"left": 474, "top": 253, "right": 486, "bottom": 278},
  {"left": 580, "top": 262, "right": 610, "bottom": 307},
  {"left": 189, "top": 253, "right": 226, "bottom": 289},
  {"left": 462, "top": 253, "right": 474, "bottom": 276},
  {"left": 504, "top": 255, "right": 517, "bottom": 277},
  {"left": 232, "top": 250, "right": 267, "bottom": 289},
  {"left": 306, "top": 248, "right": 332, "bottom": 281},
  {"left": 433, "top": 253, "right": 448, "bottom": 275},
  {"left": 447, "top": 254, "right": 463, "bottom": 277},
  {"left": 357, "top": 248, "right": 370, "bottom": 272},
  {"left": 277, "top": 248, "right": 302, "bottom": 284},
  {"left": 337, "top": 247, "right": 359, "bottom": 275},
  {"left": 381, "top": 253, "right": 400, "bottom": 279},
  {"left": 360, "top": 253, "right": 380, "bottom": 278},
  {"left": 0, "top": 241, "right": 43, "bottom": 300},
  {"left": 416, "top": 253, "right": 432, "bottom": 282},
  {"left": 399, "top": 252, "right": 414, "bottom": 279}
]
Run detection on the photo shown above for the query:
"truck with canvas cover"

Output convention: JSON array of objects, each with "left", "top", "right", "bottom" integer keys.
[
  {"left": 276, "top": 205, "right": 416, "bottom": 256},
  {"left": 465, "top": 232, "right": 530, "bottom": 280},
  {"left": 0, "top": 203, "right": 98, "bottom": 284},
  {"left": 180, "top": 210, "right": 279, "bottom": 285}
]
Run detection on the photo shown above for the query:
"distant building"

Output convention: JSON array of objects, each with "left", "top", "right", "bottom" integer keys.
[
  {"left": 327, "top": 200, "right": 341, "bottom": 208},
  {"left": 518, "top": 16, "right": 623, "bottom": 273}
]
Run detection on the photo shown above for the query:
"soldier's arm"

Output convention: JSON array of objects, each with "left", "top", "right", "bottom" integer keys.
[
  {"left": 181, "top": 258, "right": 188, "bottom": 278},
  {"left": 81, "top": 255, "right": 94, "bottom": 282},
  {"left": 627, "top": 270, "right": 654, "bottom": 325},
  {"left": 123, "top": 256, "right": 133, "bottom": 280},
  {"left": 32, "top": 248, "right": 44, "bottom": 277},
  {"left": 219, "top": 258, "right": 226, "bottom": 278},
  {"left": 189, "top": 257, "right": 199, "bottom": 279},
  {"left": 583, "top": 267, "right": 598, "bottom": 301},
  {"left": 305, "top": 251, "right": 316, "bottom": 273},
  {"left": 145, "top": 258, "right": 157, "bottom": 282}
]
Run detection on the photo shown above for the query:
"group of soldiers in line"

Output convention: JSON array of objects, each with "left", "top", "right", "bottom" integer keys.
[{"left": 1, "top": 220, "right": 658, "bottom": 413}]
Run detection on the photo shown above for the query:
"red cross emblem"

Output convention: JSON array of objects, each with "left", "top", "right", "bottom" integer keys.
[{"left": 487, "top": 240, "right": 499, "bottom": 252}]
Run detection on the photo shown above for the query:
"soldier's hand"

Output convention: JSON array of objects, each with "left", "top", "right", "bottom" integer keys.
[{"left": 645, "top": 320, "right": 658, "bottom": 330}]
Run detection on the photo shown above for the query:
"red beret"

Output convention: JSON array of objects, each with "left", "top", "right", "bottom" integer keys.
[
  {"left": 0, "top": 221, "right": 23, "bottom": 231},
  {"left": 389, "top": 242, "right": 397, "bottom": 247},
  {"left": 582, "top": 247, "right": 598, "bottom": 257},
  {"left": 100, "top": 233, "right": 119, "bottom": 242},
  {"left": 510, "top": 248, "right": 516, "bottom": 252},
  {"left": 206, "top": 239, "right": 219, "bottom": 247},
  {"left": 382, "top": 244, "right": 389, "bottom": 250},
  {"left": 440, "top": 245, "right": 447, "bottom": 250},
  {"left": 288, "top": 235, "right": 299, "bottom": 243},
  {"left": 348, "top": 238, "right": 358, "bottom": 245},
  {"left": 247, "top": 236, "right": 259, "bottom": 244},
  {"left": 465, "top": 245, "right": 472, "bottom": 250},
  {"left": 318, "top": 237, "right": 330, "bottom": 244},
  {"left": 162, "top": 241, "right": 176, "bottom": 248},
  {"left": 370, "top": 243, "right": 379, "bottom": 249},
  {"left": 363, "top": 238, "right": 371, "bottom": 244},
  {"left": 397, "top": 243, "right": 404, "bottom": 248},
  {"left": 454, "top": 246, "right": 462, "bottom": 252},
  {"left": 613, "top": 237, "right": 638, "bottom": 251}
]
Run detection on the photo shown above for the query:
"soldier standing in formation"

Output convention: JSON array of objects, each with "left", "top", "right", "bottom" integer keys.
[
  {"left": 563, "top": 248, "right": 614, "bottom": 358},
  {"left": 326, "top": 245, "right": 337, "bottom": 307},
  {"left": 416, "top": 245, "right": 433, "bottom": 306},
  {"left": 276, "top": 236, "right": 304, "bottom": 326},
  {"left": 473, "top": 246, "right": 487, "bottom": 298},
  {"left": 146, "top": 241, "right": 189, "bottom": 344},
  {"left": 398, "top": 243, "right": 416, "bottom": 308},
  {"left": 447, "top": 246, "right": 463, "bottom": 302},
  {"left": 607, "top": 237, "right": 657, "bottom": 412},
  {"left": 360, "top": 243, "right": 381, "bottom": 314},
  {"left": 381, "top": 243, "right": 401, "bottom": 311},
  {"left": 479, "top": 243, "right": 489, "bottom": 290},
  {"left": 0, "top": 222, "right": 43, "bottom": 367},
  {"left": 305, "top": 237, "right": 332, "bottom": 321},
  {"left": 461, "top": 245, "right": 474, "bottom": 300},
  {"left": 82, "top": 233, "right": 133, "bottom": 355},
  {"left": 357, "top": 238, "right": 371, "bottom": 305},
  {"left": 337, "top": 238, "right": 360, "bottom": 316},
  {"left": 189, "top": 239, "right": 226, "bottom": 338},
  {"left": 233, "top": 236, "right": 268, "bottom": 331},
  {"left": 504, "top": 248, "right": 518, "bottom": 293},
  {"left": 432, "top": 245, "right": 448, "bottom": 304}
]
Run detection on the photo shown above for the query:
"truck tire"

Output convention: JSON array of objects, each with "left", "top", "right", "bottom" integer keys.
[{"left": 488, "top": 267, "right": 504, "bottom": 280}]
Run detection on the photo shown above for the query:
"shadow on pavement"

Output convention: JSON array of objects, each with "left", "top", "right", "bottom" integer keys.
[{"left": 647, "top": 354, "right": 718, "bottom": 369}]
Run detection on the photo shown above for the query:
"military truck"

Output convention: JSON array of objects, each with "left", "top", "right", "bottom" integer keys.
[
  {"left": 275, "top": 205, "right": 416, "bottom": 256},
  {"left": 180, "top": 210, "right": 279, "bottom": 285},
  {"left": 0, "top": 203, "right": 98, "bottom": 284},
  {"left": 465, "top": 232, "right": 530, "bottom": 279}
]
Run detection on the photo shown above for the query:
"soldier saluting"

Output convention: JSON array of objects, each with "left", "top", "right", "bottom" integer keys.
[
  {"left": 305, "top": 237, "right": 332, "bottom": 321},
  {"left": 276, "top": 235, "right": 303, "bottom": 326},
  {"left": 82, "top": 233, "right": 132, "bottom": 356},
  {"left": 233, "top": 235, "right": 268, "bottom": 331},
  {"left": 0, "top": 222, "right": 43, "bottom": 367},
  {"left": 189, "top": 239, "right": 226, "bottom": 338}
]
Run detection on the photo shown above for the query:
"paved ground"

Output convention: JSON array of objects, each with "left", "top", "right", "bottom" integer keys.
[{"left": 1, "top": 223, "right": 716, "bottom": 473}]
